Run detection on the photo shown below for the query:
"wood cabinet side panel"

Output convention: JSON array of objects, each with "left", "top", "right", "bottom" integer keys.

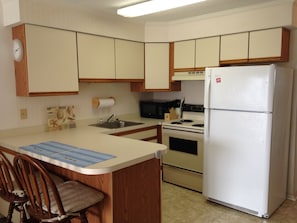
[
  {"left": 12, "top": 24, "right": 29, "bottom": 96},
  {"left": 281, "top": 28, "right": 290, "bottom": 62},
  {"left": 112, "top": 158, "right": 161, "bottom": 223}
]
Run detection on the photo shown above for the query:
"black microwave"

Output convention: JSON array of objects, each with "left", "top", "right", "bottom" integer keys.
[{"left": 140, "top": 100, "right": 177, "bottom": 119}]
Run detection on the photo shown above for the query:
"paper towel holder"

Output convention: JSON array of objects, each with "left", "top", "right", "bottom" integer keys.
[{"left": 92, "top": 97, "right": 116, "bottom": 109}]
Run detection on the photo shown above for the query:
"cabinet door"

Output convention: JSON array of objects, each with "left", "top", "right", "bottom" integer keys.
[
  {"left": 145, "top": 43, "right": 169, "bottom": 90},
  {"left": 174, "top": 40, "right": 195, "bottom": 69},
  {"left": 77, "top": 33, "right": 115, "bottom": 79},
  {"left": 249, "top": 28, "right": 284, "bottom": 60},
  {"left": 220, "top": 32, "right": 249, "bottom": 63},
  {"left": 26, "top": 25, "right": 78, "bottom": 93},
  {"left": 195, "top": 36, "right": 220, "bottom": 68},
  {"left": 115, "top": 39, "right": 144, "bottom": 79}
]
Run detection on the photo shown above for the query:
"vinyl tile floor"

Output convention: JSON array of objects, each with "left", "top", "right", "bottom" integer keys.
[{"left": 162, "top": 182, "right": 297, "bottom": 223}]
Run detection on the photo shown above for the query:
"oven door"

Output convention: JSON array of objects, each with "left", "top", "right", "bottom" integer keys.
[{"left": 162, "top": 127, "right": 203, "bottom": 173}]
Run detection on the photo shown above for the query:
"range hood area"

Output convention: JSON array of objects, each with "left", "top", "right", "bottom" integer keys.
[{"left": 172, "top": 71, "right": 205, "bottom": 81}]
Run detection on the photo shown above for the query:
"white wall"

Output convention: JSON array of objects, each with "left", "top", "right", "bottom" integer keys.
[
  {"left": 20, "top": 0, "right": 145, "bottom": 41},
  {"left": 145, "top": 0, "right": 296, "bottom": 42},
  {"left": 153, "top": 81, "right": 204, "bottom": 105}
]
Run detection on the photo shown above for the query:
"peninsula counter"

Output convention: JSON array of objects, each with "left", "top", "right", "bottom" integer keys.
[{"left": 0, "top": 126, "right": 167, "bottom": 223}]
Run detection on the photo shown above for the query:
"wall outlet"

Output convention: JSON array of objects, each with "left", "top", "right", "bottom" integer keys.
[{"left": 20, "top": 108, "right": 28, "bottom": 120}]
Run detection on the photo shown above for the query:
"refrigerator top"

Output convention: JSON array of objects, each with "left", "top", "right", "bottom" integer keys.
[{"left": 204, "top": 65, "right": 276, "bottom": 113}]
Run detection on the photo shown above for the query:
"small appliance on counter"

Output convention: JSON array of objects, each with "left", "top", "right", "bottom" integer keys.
[{"left": 139, "top": 99, "right": 179, "bottom": 119}]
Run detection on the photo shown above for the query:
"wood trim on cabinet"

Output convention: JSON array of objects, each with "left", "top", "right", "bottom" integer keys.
[
  {"left": 220, "top": 59, "right": 249, "bottom": 66},
  {"left": 157, "top": 125, "right": 162, "bottom": 143},
  {"left": 130, "top": 81, "right": 181, "bottom": 92},
  {"left": 12, "top": 24, "right": 30, "bottom": 96},
  {"left": 80, "top": 78, "right": 144, "bottom": 83},
  {"left": 28, "top": 91, "right": 78, "bottom": 96},
  {"left": 169, "top": 42, "right": 175, "bottom": 81},
  {"left": 111, "top": 125, "right": 158, "bottom": 137},
  {"left": 280, "top": 28, "right": 290, "bottom": 62}
]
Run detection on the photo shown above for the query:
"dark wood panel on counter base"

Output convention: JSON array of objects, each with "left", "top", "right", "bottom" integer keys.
[
  {"left": 113, "top": 158, "right": 161, "bottom": 223},
  {"left": 43, "top": 158, "right": 162, "bottom": 223}
]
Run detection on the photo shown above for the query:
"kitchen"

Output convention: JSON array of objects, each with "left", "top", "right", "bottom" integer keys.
[{"left": 1, "top": 0, "right": 297, "bottom": 222}]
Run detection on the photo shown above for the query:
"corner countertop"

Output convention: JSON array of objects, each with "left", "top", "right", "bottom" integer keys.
[{"left": 0, "top": 115, "right": 166, "bottom": 175}]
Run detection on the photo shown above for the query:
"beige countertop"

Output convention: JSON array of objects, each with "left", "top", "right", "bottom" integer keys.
[{"left": 0, "top": 115, "right": 166, "bottom": 175}]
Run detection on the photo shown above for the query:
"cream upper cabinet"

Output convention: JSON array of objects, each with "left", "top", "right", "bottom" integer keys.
[
  {"left": 12, "top": 24, "right": 78, "bottom": 96},
  {"left": 195, "top": 36, "right": 220, "bottom": 67},
  {"left": 174, "top": 40, "right": 195, "bottom": 69},
  {"left": 77, "top": 33, "right": 115, "bottom": 79},
  {"left": 220, "top": 32, "right": 249, "bottom": 63},
  {"left": 115, "top": 39, "right": 144, "bottom": 80},
  {"left": 249, "top": 28, "right": 288, "bottom": 61},
  {"left": 145, "top": 43, "right": 169, "bottom": 90}
]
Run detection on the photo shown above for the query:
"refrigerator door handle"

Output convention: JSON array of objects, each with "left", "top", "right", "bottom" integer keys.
[
  {"left": 204, "top": 71, "right": 211, "bottom": 109},
  {"left": 204, "top": 108, "right": 210, "bottom": 138}
]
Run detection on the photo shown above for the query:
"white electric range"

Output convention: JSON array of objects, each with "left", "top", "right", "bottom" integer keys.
[{"left": 161, "top": 104, "right": 204, "bottom": 192}]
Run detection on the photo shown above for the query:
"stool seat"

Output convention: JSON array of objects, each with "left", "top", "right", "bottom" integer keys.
[{"left": 14, "top": 153, "right": 104, "bottom": 223}]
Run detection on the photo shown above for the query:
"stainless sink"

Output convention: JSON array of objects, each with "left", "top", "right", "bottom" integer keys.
[{"left": 90, "top": 120, "right": 143, "bottom": 129}]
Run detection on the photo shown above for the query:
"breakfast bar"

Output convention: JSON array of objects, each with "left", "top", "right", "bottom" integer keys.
[{"left": 0, "top": 126, "right": 167, "bottom": 223}]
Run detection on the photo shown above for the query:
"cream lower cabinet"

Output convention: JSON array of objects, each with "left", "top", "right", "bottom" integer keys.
[
  {"left": 12, "top": 24, "right": 79, "bottom": 96},
  {"left": 145, "top": 43, "right": 170, "bottom": 90},
  {"left": 220, "top": 32, "right": 249, "bottom": 64},
  {"left": 77, "top": 33, "right": 115, "bottom": 80},
  {"left": 115, "top": 39, "right": 144, "bottom": 80}
]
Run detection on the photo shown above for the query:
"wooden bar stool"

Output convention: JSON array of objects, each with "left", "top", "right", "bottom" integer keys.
[
  {"left": 13, "top": 153, "right": 104, "bottom": 223},
  {"left": 0, "top": 151, "right": 27, "bottom": 223}
]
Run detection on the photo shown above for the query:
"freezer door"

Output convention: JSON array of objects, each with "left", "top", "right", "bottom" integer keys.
[
  {"left": 203, "top": 109, "right": 272, "bottom": 216},
  {"left": 204, "top": 65, "right": 275, "bottom": 112}
]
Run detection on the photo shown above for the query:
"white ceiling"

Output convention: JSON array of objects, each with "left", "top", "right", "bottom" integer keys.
[{"left": 42, "top": 0, "right": 282, "bottom": 24}]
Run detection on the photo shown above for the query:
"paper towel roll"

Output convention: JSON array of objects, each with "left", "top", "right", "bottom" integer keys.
[{"left": 92, "top": 97, "right": 115, "bottom": 109}]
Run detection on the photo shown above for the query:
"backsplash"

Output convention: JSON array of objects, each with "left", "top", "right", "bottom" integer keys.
[
  {"left": 47, "top": 105, "right": 76, "bottom": 131},
  {"left": 153, "top": 81, "right": 204, "bottom": 105}
]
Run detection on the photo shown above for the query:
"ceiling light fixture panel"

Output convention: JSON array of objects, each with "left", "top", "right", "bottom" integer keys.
[{"left": 117, "top": 0, "right": 206, "bottom": 17}]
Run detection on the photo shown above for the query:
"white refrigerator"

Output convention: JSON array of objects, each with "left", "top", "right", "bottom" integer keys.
[{"left": 203, "top": 64, "right": 293, "bottom": 218}]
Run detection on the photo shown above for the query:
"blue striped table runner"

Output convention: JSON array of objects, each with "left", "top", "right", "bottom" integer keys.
[{"left": 20, "top": 141, "right": 115, "bottom": 167}]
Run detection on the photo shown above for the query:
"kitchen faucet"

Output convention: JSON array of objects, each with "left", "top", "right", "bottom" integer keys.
[{"left": 106, "top": 113, "right": 115, "bottom": 122}]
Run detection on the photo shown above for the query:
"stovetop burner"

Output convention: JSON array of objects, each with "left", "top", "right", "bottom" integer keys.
[
  {"left": 162, "top": 103, "right": 204, "bottom": 133},
  {"left": 180, "top": 119, "right": 193, "bottom": 123},
  {"left": 192, "top": 123, "right": 204, "bottom": 127},
  {"left": 171, "top": 119, "right": 193, "bottom": 124},
  {"left": 171, "top": 121, "right": 182, "bottom": 124}
]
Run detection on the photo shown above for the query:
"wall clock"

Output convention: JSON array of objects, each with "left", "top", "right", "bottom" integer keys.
[{"left": 12, "top": 38, "right": 23, "bottom": 62}]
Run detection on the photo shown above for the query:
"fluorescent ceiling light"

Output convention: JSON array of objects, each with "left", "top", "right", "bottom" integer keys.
[{"left": 117, "top": 0, "right": 206, "bottom": 18}]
